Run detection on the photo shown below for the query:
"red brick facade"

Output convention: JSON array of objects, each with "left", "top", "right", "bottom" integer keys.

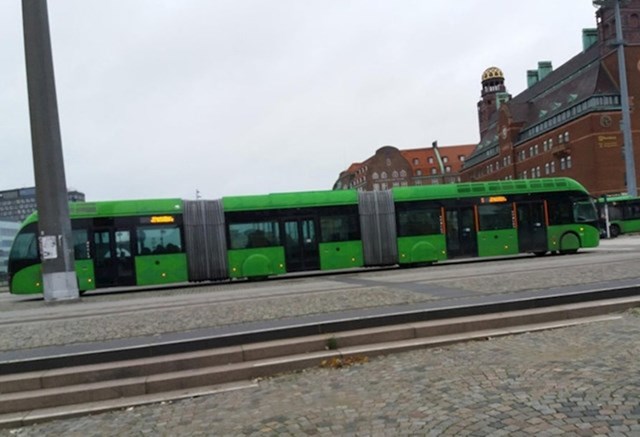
[
  {"left": 461, "top": 1, "right": 640, "bottom": 197},
  {"left": 333, "top": 144, "right": 474, "bottom": 191}
]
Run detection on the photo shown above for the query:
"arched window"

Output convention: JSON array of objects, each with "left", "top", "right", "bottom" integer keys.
[
  {"left": 381, "top": 171, "right": 388, "bottom": 179},
  {"left": 400, "top": 169, "right": 407, "bottom": 177},
  {"left": 372, "top": 172, "right": 379, "bottom": 180},
  {"left": 392, "top": 170, "right": 399, "bottom": 178},
  {"left": 413, "top": 158, "right": 419, "bottom": 165}
]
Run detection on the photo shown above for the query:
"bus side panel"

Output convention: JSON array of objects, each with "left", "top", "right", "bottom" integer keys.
[
  {"left": 75, "top": 259, "right": 96, "bottom": 291},
  {"left": 10, "top": 264, "right": 42, "bottom": 294},
  {"left": 621, "top": 219, "right": 640, "bottom": 234},
  {"left": 319, "top": 241, "right": 364, "bottom": 270},
  {"left": 135, "top": 253, "right": 189, "bottom": 286},
  {"left": 477, "top": 229, "right": 519, "bottom": 257},
  {"left": 397, "top": 235, "right": 446, "bottom": 264},
  {"left": 547, "top": 224, "right": 599, "bottom": 250},
  {"left": 227, "top": 247, "right": 286, "bottom": 279}
]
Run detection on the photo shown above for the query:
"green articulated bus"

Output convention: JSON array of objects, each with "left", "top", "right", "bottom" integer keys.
[
  {"left": 8, "top": 177, "right": 599, "bottom": 295},
  {"left": 597, "top": 195, "right": 640, "bottom": 237}
]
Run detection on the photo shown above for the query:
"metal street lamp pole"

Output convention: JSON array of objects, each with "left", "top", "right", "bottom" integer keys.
[
  {"left": 612, "top": 0, "right": 638, "bottom": 196},
  {"left": 22, "top": 0, "right": 79, "bottom": 301},
  {"left": 595, "top": 0, "right": 637, "bottom": 195}
]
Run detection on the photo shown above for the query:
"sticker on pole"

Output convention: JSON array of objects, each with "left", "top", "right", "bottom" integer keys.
[{"left": 39, "top": 235, "right": 58, "bottom": 260}]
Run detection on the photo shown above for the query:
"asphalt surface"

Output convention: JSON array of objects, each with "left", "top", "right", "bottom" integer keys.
[{"left": 1, "top": 236, "right": 639, "bottom": 435}]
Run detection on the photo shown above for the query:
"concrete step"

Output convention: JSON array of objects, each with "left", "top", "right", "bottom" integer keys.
[{"left": 0, "top": 296, "right": 637, "bottom": 428}]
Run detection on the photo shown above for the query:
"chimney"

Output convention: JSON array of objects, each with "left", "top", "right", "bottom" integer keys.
[
  {"left": 537, "top": 61, "right": 553, "bottom": 80},
  {"left": 527, "top": 70, "right": 539, "bottom": 88},
  {"left": 582, "top": 28, "right": 598, "bottom": 51}
]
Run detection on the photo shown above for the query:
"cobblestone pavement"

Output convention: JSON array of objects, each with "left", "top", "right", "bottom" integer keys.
[
  {"left": 0, "top": 237, "right": 639, "bottom": 435},
  {"left": 3, "top": 310, "right": 640, "bottom": 436},
  {"left": 0, "top": 243, "right": 639, "bottom": 352}
]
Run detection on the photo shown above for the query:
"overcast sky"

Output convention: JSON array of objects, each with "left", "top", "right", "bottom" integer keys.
[{"left": 2, "top": 1, "right": 599, "bottom": 201}]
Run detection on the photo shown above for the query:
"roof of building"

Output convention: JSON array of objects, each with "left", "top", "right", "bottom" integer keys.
[{"left": 465, "top": 40, "right": 619, "bottom": 166}]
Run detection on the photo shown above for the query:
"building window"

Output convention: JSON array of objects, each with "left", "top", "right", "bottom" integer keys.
[
  {"left": 523, "top": 170, "right": 528, "bottom": 179},
  {"left": 372, "top": 172, "right": 379, "bottom": 180},
  {"left": 381, "top": 171, "right": 388, "bottom": 179},
  {"left": 373, "top": 183, "right": 380, "bottom": 191},
  {"left": 564, "top": 132, "right": 570, "bottom": 142},
  {"left": 549, "top": 138, "right": 553, "bottom": 148},
  {"left": 431, "top": 168, "right": 438, "bottom": 175},
  {"left": 533, "top": 145, "right": 539, "bottom": 155},
  {"left": 543, "top": 140, "right": 548, "bottom": 151},
  {"left": 459, "top": 155, "right": 465, "bottom": 162},
  {"left": 381, "top": 182, "right": 388, "bottom": 190},
  {"left": 551, "top": 161, "right": 556, "bottom": 173},
  {"left": 560, "top": 157, "right": 566, "bottom": 170},
  {"left": 558, "top": 134, "right": 563, "bottom": 144},
  {"left": 428, "top": 157, "right": 434, "bottom": 164},
  {"left": 545, "top": 163, "right": 550, "bottom": 175},
  {"left": 567, "top": 156, "right": 572, "bottom": 168},
  {"left": 392, "top": 170, "right": 399, "bottom": 178},
  {"left": 413, "top": 158, "right": 419, "bottom": 165},
  {"left": 400, "top": 169, "right": 407, "bottom": 177},
  {"left": 442, "top": 156, "right": 449, "bottom": 163},
  {"left": 445, "top": 166, "right": 451, "bottom": 173},
  {"left": 416, "top": 169, "right": 423, "bottom": 176}
]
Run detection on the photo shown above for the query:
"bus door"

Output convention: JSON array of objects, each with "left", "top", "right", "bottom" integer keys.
[
  {"left": 445, "top": 207, "right": 478, "bottom": 258},
  {"left": 516, "top": 202, "right": 547, "bottom": 253},
  {"left": 92, "top": 228, "right": 135, "bottom": 287},
  {"left": 282, "top": 218, "right": 320, "bottom": 272}
]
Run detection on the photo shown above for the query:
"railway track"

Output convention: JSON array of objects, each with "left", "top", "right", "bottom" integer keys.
[{"left": 0, "top": 283, "right": 639, "bottom": 429}]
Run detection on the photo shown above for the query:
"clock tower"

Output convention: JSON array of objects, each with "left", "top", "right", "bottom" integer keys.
[{"left": 477, "top": 66, "right": 510, "bottom": 140}]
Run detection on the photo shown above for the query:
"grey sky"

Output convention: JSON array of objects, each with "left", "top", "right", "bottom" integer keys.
[{"left": 2, "top": 1, "right": 597, "bottom": 201}]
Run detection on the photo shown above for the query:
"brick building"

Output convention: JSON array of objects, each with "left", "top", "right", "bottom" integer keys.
[
  {"left": 461, "top": 1, "right": 640, "bottom": 197},
  {"left": 333, "top": 144, "right": 475, "bottom": 191}
]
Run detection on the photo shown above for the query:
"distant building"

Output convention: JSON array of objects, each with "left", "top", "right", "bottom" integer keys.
[
  {"left": 0, "top": 220, "right": 20, "bottom": 283},
  {"left": 333, "top": 144, "right": 475, "bottom": 191},
  {"left": 0, "top": 187, "right": 85, "bottom": 223},
  {"left": 461, "top": 1, "right": 640, "bottom": 197}
]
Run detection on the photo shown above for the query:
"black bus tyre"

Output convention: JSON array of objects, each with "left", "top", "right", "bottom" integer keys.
[
  {"left": 533, "top": 251, "right": 547, "bottom": 257},
  {"left": 559, "top": 248, "right": 578, "bottom": 255},
  {"left": 609, "top": 224, "right": 621, "bottom": 238}
]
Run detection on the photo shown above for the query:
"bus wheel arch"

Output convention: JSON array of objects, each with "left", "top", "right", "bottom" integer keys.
[
  {"left": 609, "top": 224, "right": 621, "bottom": 238},
  {"left": 559, "top": 231, "right": 580, "bottom": 254}
]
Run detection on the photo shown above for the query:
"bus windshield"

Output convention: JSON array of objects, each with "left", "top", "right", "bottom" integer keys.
[
  {"left": 9, "top": 229, "right": 38, "bottom": 261},
  {"left": 573, "top": 200, "right": 598, "bottom": 223}
]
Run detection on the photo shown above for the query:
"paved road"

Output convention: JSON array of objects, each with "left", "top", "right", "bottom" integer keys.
[{"left": 0, "top": 236, "right": 639, "bottom": 435}]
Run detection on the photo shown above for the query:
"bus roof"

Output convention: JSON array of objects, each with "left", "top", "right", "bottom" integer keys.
[
  {"left": 392, "top": 177, "right": 587, "bottom": 202},
  {"left": 597, "top": 194, "right": 640, "bottom": 202},
  {"left": 223, "top": 190, "right": 358, "bottom": 212},
  {"left": 20, "top": 198, "right": 183, "bottom": 227}
]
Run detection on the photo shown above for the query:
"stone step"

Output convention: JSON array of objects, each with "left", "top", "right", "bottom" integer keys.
[{"left": 0, "top": 295, "right": 637, "bottom": 426}]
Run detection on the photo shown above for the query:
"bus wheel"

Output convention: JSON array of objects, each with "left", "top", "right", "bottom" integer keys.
[
  {"left": 560, "top": 248, "right": 579, "bottom": 255},
  {"left": 533, "top": 251, "right": 547, "bottom": 257},
  {"left": 609, "top": 224, "right": 621, "bottom": 238}
]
